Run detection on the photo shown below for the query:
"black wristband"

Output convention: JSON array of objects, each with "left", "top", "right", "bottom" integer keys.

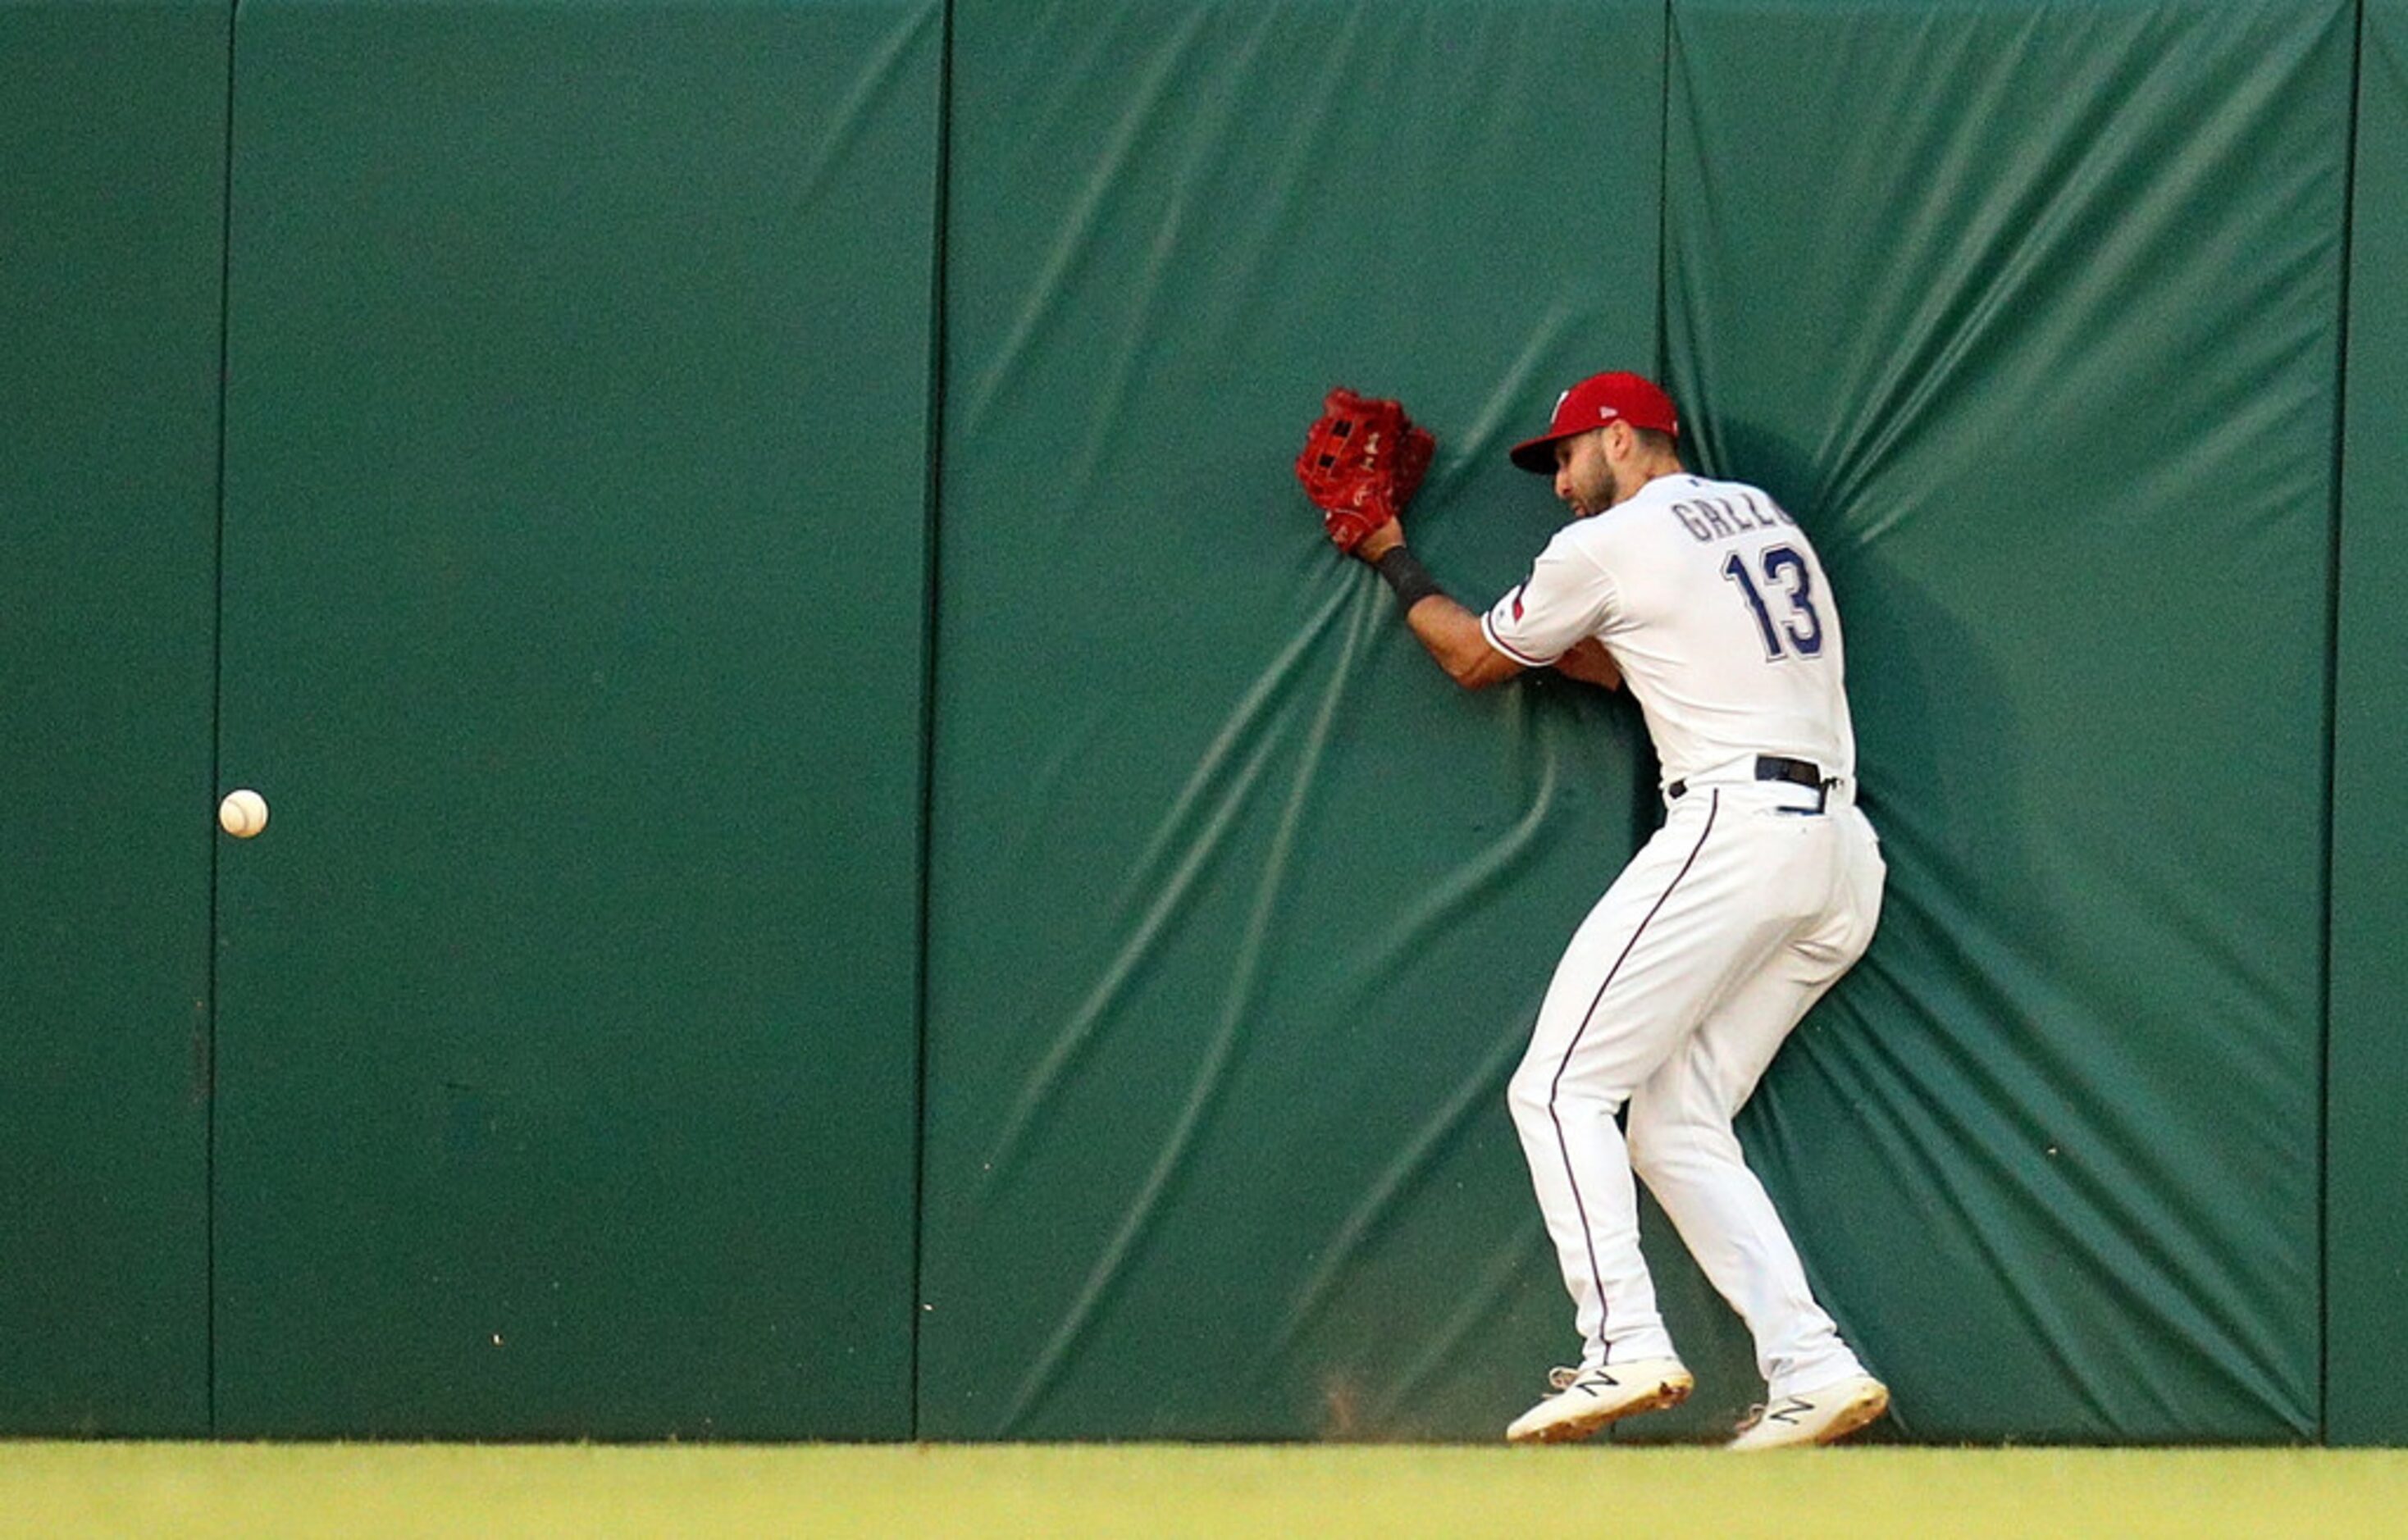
[{"left": 1373, "top": 544, "right": 1446, "bottom": 613}]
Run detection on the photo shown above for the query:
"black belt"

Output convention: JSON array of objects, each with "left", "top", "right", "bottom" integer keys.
[{"left": 1667, "top": 754, "right": 1827, "bottom": 801}]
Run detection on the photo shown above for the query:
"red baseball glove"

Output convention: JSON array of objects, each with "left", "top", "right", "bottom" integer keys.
[{"left": 1293, "top": 388, "right": 1435, "bottom": 552}]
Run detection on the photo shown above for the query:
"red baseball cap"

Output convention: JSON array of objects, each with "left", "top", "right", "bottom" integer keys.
[{"left": 1509, "top": 371, "right": 1681, "bottom": 473}]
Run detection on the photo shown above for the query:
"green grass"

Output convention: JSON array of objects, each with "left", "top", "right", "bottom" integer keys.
[{"left": 5, "top": 1442, "right": 2406, "bottom": 1538}]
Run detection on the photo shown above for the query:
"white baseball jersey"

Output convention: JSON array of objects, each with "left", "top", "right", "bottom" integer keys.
[{"left": 1480, "top": 473, "right": 1855, "bottom": 789}]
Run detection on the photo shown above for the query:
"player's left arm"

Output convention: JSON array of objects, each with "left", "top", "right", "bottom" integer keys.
[{"left": 1355, "top": 520, "right": 1525, "bottom": 690}]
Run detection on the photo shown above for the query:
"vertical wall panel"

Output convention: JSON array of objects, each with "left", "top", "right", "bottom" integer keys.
[
  {"left": 2329, "top": 0, "right": 2408, "bottom": 1449},
  {"left": 921, "top": 0, "right": 1665, "bottom": 1439},
  {"left": 1665, "top": 0, "right": 2347, "bottom": 1441},
  {"left": 214, "top": 0, "right": 938, "bottom": 1436},
  {"left": 0, "top": 0, "right": 223, "bottom": 1434}
]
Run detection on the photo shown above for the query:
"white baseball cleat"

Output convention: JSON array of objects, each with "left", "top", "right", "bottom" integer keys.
[
  {"left": 1504, "top": 1357, "right": 1694, "bottom": 1444},
  {"left": 1726, "top": 1374, "right": 1890, "bottom": 1451}
]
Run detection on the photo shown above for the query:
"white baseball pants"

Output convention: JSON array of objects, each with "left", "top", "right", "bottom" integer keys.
[{"left": 1506, "top": 772, "right": 1886, "bottom": 1399}]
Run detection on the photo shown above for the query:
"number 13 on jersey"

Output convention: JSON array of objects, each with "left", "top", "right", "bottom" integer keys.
[{"left": 1723, "top": 544, "right": 1824, "bottom": 660}]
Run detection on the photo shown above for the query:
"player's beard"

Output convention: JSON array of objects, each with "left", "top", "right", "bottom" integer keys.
[{"left": 1592, "top": 464, "right": 1643, "bottom": 514}]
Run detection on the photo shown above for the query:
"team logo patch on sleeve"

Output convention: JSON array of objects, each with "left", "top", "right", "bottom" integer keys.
[{"left": 1511, "top": 585, "right": 1526, "bottom": 622}]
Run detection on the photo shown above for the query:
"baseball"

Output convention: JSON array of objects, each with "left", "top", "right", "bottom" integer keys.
[{"left": 217, "top": 788, "right": 269, "bottom": 839}]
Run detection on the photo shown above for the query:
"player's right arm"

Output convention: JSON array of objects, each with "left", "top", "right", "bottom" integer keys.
[{"left": 1553, "top": 638, "right": 1621, "bottom": 690}]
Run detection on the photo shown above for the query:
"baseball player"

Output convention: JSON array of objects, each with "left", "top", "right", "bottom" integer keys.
[{"left": 1331, "top": 372, "right": 1889, "bottom": 1450}]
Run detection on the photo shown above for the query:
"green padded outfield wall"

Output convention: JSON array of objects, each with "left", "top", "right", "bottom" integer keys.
[
  {"left": 0, "top": 0, "right": 226, "bottom": 1434},
  {"left": 212, "top": 0, "right": 939, "bottom": 1436},
  {"left": 1662, "top": 0, "right": 2349, "bottom": 1441},
  {"left": 918, "top": 0, "right": 1666, "bottom": 1438},
  {"left": 1, "top": 0, "right": 2397, "bottom": 1449},
  {"left": 2331, "top": 0, "right": 2408, "bottom": 1448}
]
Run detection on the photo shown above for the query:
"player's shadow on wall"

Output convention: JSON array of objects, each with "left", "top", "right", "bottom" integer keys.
[{"left": 1610, "top": 416, "right": 2035, "bottom": 1446}]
